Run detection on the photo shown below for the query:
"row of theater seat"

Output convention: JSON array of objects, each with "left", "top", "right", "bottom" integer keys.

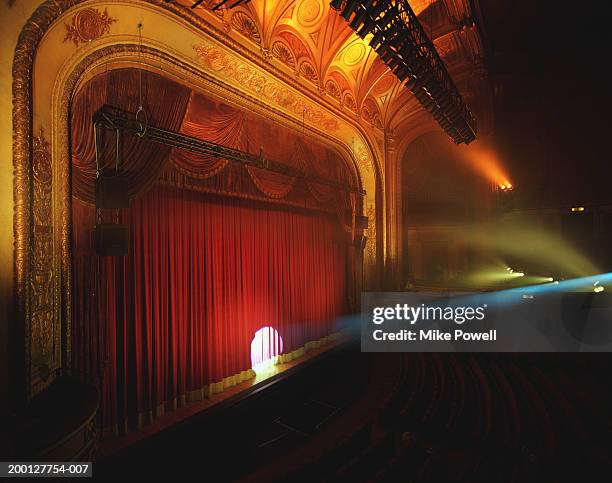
[{"left": 293, "top": 353, "right": 612, "bottom": 482}]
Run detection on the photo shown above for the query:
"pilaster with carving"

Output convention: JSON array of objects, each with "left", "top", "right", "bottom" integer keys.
[{"left": 384, "top": 130, "right": 401, "bottom": 289}]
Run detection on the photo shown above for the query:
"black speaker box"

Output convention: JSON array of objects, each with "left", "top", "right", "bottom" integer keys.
[
  {"left": 94, "top": 223, "right": 129, "bottom": 256},
  {"left": 95, "top": 175, "right": 129, "bottom": 209}
]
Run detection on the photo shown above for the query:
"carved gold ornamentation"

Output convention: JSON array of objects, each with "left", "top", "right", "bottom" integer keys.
[
  {"left": 372, "top": 72, "right": 394, "bottom": 95},
  {"left": 230, "top": 11, "right": 261, "bottom": 45},
  {"left": 30, "top": 129, "right": 55, "bottom": 379},
  {"left": 296, "top": 0, "right": 323, "bottom": 27},
  {"left": 329, "top": 71, "right": 350, "bottom": 92},
  {"left": 434, "top": 34, "right": 460, "bottom": 64},
  {"left": 63, "top": 7, "right": 116, "bottom": 46},
  {"left": 271, "top": 41, "right": 296, "bottom": 68},
  {"left": 357, "top": 146, "right": 371, "bottom": 174},
  {"left": 324, "top": 79, "right": 341, "bottom": 101},
  {"left": 278, "top": 31, "right": 311, "bottom": 62},
  {"left": 364, "top": 203, "right": 376, "bottom": 266},
  {"left": 194, "top": 43, "right": 339, "bottom": 131},
  {"left": 299, "top": 60, "right": 318, "bottom": 85},
  {"left": 196, "top": 0, "right": 225, "bottom": 19},
  {"left": 12, "top": 0, "right": 85, "bottom": 402},
  {"left": 343, "top": 92, "right": 357, "bottom": 113},
  {"left": 342, "top": 42, "right": 366, "bottom": 67},
  {"left": 362, "top": 97, "right": 383, "bottom": 130}
]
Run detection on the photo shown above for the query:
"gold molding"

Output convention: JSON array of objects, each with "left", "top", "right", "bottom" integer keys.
[{"left": 63, "top": 7, "right": 117, "bottom": 46}]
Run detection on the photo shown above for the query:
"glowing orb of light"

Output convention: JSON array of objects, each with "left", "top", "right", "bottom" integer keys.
[{"left": 251, "top": 326, "right": 284, "bottom": 373}]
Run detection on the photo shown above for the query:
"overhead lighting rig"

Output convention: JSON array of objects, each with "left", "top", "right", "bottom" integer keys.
[
  {"left": 330, "top": 0, "right": 477, "bottom": 144},
  {"left": 92, "top": 106, "right": 365, "bottom": 196}
]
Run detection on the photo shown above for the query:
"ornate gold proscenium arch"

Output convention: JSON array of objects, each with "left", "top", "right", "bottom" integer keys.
[{"left": 12, "top": 0, "right": 384, "bottom": 403}]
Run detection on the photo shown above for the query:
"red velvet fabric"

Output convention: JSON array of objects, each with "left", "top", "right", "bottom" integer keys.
[
  {"left": 71, "top": 69, "right": 356, "bottom": 209},
  {"left": 71, "top": 68, "right": 353, "bottom": 431},
  {"left": 71, "top": 69, "right": 191, "bottom": 202},
  {"left": 73, "top": 187, "right": 348, "bottom": 430}
]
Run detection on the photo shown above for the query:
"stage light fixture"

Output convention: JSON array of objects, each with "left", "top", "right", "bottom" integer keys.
[
  {"left": 398, "top": 44, "right": 416, "bottom": 62},
  {"left": 359, "top": 20, "right": 376, "bottom": 38},
  {"left": 395, "top": 65, "right": 410, "bottom": 81},
  {"left": 405, "top": 77, "right": 420, "bottom": 91},
  {"left": 438, "top": 97, "right": 453, "bottom": 110},
  {"left": 349, "top": 0, "right": 375, "bottom": 29},
  {"left": 340, "top": 0, "right": 359, "bottom": 20},
  {"left": 358, "top": 2, "right": 387, "bottom": 37},
  {"left": 330, "top": 0, "right": 344, "bottom": 11},
  {"left": 422, "top": 100, "right": 435, "bottom": 111},
  {"left": 369, "top": 30, "right": 384, "bottom": 49},
  {"left": 374, "top": 42, "right": 388, "bottom": 55},
  {"left": 384, "top": 23, "right": 403, "bottom": 45},
  {"left": 377, "top": 47, "right": 394, "bottom": 64},
  {"left": 387, "top": 57, "right": 403, "bottom": 71},
  {"left": 427, "top": 82, "right": 443, "bottom": 97}
]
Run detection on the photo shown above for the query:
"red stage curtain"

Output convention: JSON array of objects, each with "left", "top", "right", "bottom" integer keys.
[
  {"left": 71, "top": 68, "right": 357, "bottom": 432},
  {"left": 245, "top": 166, "right": 297, "bottom": 198},
  {"left": 71, "top": 69, "right": 191, "bottom": 203},
  {"left": 73, "top": 185, "right": 348, "bottom": 432},
  {"left": 170, "top": 93, "right": 243, "bottom": 178},
  {"left": 71, "top": 68, "right": 357, "bottom": 211}
]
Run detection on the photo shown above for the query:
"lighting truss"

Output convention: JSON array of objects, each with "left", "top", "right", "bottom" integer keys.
[
  {"left": 92, "top": 106, "right": 364, "bottom": 195},
  {"left": 330, "top": 0, "right": 477, "bottom": 144}
]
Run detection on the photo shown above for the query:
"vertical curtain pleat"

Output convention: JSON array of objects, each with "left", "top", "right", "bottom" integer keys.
[
  {"left": 71, "top": 68, "right": 354, "bottom": 435},
  {"left": 73, "top": 186, "right": 348, "bottom": 432}
]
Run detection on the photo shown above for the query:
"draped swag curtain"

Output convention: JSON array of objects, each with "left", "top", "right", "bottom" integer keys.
[{"left": 71, "top": 69, "right": 353, "bottom": 433}]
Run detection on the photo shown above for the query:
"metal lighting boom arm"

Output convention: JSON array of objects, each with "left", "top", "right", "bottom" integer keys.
[{"left": 92, "top": 105, "right": 365, "bottom": 196}]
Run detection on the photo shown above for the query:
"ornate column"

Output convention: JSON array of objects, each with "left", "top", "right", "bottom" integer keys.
[{"left": 384, "top": 130, "right": 401, "bottom": 289}]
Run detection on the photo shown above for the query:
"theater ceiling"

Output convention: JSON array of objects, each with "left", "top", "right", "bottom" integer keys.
[{"left": 177, "top": 0, "right": 490, "bottom": 145}]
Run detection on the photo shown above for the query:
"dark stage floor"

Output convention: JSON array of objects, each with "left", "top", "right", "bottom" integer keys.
[{"left": 95, "top": 342, "right": 612, "bottom": 482}]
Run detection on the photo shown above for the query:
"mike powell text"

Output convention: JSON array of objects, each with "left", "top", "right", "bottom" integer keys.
[{"left": 370, "top": 303, "right": 496, "bottom": 343}]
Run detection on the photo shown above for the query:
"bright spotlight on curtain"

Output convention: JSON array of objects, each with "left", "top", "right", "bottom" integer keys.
[
  {"left": 71, "top": 68, "right": 353, "bottom": 434},
  {"left": 73, "top": 187, "right": 348, "bottom": 432}
]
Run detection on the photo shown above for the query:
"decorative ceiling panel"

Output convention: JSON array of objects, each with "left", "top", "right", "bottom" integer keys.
[{"left": 178, "top": 0, "right": 488, "bottom": 138}]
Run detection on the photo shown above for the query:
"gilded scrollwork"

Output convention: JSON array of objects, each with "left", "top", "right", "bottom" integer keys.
[
  {"left": 230, "top": 11, "right": 261, "bottom": 45},
  {"left": 193, "top": 42, "right": 339, "bottom": 132},
  {"left": 63, "top": 7, "right": 117, "bottom": 46},
  {"left": 271, "top": 41, "right": 296, "bottom": 69},
  {"left": 30, "top": 129, "right": 55, "bottom": 381},
  {"left": 364, "top": 203, "right": 377, "bottom": 271}
]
